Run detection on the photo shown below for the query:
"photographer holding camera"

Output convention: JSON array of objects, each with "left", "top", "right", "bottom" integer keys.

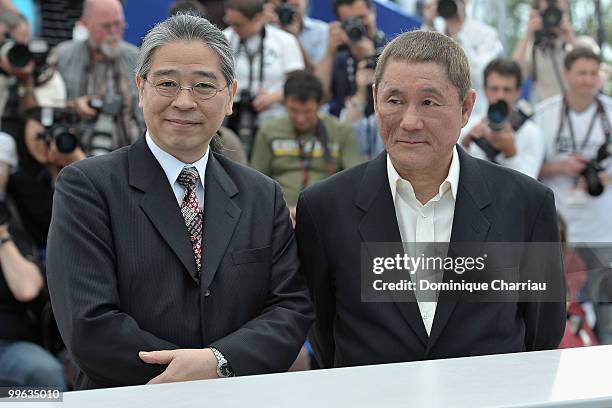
[
  {"left": 51, "top": 0, "right": 144, "bottom": 156},
  {"left": 422, "top": 0, "right": 503, "bottom": 118},
  {"left": 536, "top": 47, "right": 611, "bottom": 245},
  {"left": 461, "top": 58, "right": 544, "bottom": 179},
  {"left": 513, "top": 0, "right": 577, "bottom": 103},
  {"left": 223, "top": 0, "right": 304, "bottom": 156},
  {"left": 315, "top": 0, "right": 386, "bottom": 117}
]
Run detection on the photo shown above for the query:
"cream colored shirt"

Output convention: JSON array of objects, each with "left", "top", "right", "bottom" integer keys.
[{"left": 387, "top": 147, "right": 460, "bottom": 335}]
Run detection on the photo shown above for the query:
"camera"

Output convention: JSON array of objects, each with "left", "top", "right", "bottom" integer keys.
[
  {"left": 437, "top": 0, "right": 461, "bottom": 19},
  {"left": 84, "top": 94, "right": 123, "bottom": 156},
  {"left": 0, "top": 39, "right": 51, "bottom": 84},
  {"left": 275, "top": 3, "right": 296, "bottom": 26},
  {"left": 534, "top": 0, "right": 563, "bottom": 45},
  {"left": 31, "top": 107, "right": 80, "bottom": 154},
  {"left": 227, "top": 89, "right": 258, "bottom": 156},
  {"left": 473, "top": 99, "right": 535, "bottom": 160},
  {"left": 581, "top": 141, "right": 612, "bottom": 197},
  {"left": 341, "top": 17, "right": 368, "bottom": 43}
]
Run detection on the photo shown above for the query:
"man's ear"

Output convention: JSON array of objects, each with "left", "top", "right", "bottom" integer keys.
[
  {"left": 226, "top": 80, "right": 238, "bottom": 116},
  {"left": 461, "top": 89, "right": 476, "bottom": 127},
  {"left": 372, "top": 83, "right": 378, "bottom": 113},
  {"left": 135, "top": 75, "right": 144, "bottom": 108}
]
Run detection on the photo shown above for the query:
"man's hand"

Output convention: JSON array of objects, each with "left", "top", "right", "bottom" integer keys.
[
  {"left": 486, "top": 123, "right": 517, "bottom": 158},
  {"left": 48, "top": 142, "right": 86, "bottom": 168},
  {"left": 139, "top": 348, "right": 219, "bottom": 384},
  {"left": 556, "top": 155, "right": 589, "bottom": 177},
  {"left": 462, "top": 120, "right": 488, "bottom": 147},
  {"left": 72, "top": 96, "right": 98, "bottom": 120},
  {"left": 325, "top": 22, "right": 348, "bottom": 56},
  {"left": 252, "top": 89, "right": 281, "bottom": 113},
  {"left": 526, "top": 9, "right": 543, "bottom": 39}
]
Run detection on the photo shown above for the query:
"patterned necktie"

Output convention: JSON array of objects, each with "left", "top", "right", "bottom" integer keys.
[{"left": 177, "top": 167, "right": 203, "bottom": 276}]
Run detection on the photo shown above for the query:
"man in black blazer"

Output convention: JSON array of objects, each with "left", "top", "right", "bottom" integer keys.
[
  {"left": 46, "top": 14, "right": 312, "bottom": 389},
  {"left": 295, "top": 30, "right": 565, "bottom": 369}
]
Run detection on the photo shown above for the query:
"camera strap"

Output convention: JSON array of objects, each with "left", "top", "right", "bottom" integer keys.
[
  {"left": 556, "top": 96, "right": 607, "bottom": 154},
  {"left": 236, "top": 26, "right": 266, "bottom": 95},
  {"left": 297, "top": 119, "right": 333, "bottom": 189}
]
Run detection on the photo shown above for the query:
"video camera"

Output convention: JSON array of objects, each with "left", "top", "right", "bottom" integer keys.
[
  {"left": 534, "top": 0, "right": 563, "bottom": 45},
  {"left": 0, "top": 39, "right": 52, "bottom": 84},
  {"left": 28, "top": 107, "right": 80, "bottom": 154},
  {"left": 341, "top": 17, "right": 368, "bottom": 43},
  {"left": 473, "top": 99, "right": 534, "bottom": 160},
  {"left": 275, "top": 2, "right": 296, "bottom": 26},
  {"left": 581, "top": 140, "right": 612, "bottom": 197}
]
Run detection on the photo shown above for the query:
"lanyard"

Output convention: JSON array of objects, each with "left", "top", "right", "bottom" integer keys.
[
  {"left": 556, "top": 96, "right": 609, "bottom": 154},
  {"left": 236, "top": 26, "right": 266, "bottom": 95},
  {"left": 297, "top": 120, "right": 334, "bottom": 189}
]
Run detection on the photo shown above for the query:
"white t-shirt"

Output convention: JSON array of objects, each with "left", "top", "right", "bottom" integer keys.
[
  {"left": 460, "top": 113, "right": 545, "bottom": 179},
  {"left": 534, "top": 94, "right": 612, "bottom": 243},
  {"left": 224, "top": 24, "right": 304, "bottom": 125}
]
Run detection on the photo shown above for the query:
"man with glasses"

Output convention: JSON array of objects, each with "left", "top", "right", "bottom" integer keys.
[
  {"left": 50, "top": 0, "right": 144, "bottom": 154},
  {"left": 46, "top": 13, "right": 313, "bottom": 389}
]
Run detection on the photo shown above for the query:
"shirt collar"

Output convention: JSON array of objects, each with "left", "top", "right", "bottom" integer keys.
[
  {"left": 387, "top": 146, "right": 460, "bottom": 204},
  {"left": 145, "top": 130, "right": 209, "bottom": 188}
]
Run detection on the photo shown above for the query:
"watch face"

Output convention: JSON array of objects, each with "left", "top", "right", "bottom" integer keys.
[{"left": 219, "top": 363, "right": 233, "bottom": 377}]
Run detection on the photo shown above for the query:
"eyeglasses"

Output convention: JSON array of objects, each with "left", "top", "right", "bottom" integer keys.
[{"left": 144, "top": 77, "right": 228, "bottom": 101}]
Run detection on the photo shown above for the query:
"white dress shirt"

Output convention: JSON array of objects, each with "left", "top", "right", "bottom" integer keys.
[
  {"left": 146, "top": 131, "right": 208, "bottom": 210},
  {"left": 387, "top": 147, "right": 460, "bottom": 335}
]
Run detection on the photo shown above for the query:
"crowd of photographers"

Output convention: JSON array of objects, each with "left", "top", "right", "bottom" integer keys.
[{"left": 0, "top": 0, "right": 611, "bottom": 391}]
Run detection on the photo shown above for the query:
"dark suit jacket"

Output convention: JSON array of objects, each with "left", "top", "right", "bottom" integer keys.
[
  {"left": 295, "top": 147, "right": 566, "bottom": 369},
  {"left": 46, "top": 137, "right": 313, "bottom": 389}
]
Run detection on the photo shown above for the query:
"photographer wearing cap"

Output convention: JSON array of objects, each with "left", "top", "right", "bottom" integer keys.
[
  {"left": 315, "top": 0, "right": 386, "bottom": 117},
  {"left": 422, "top": 0, "right": 503, "bottom": 118},
  {"left": 536, "top": 47, "right": 611, "bottom": 243},
  {"left": 513, "top": 0, "right": 577, "bottom": 103},
  {"left": 461, "top": 58, "right": 544, "bottom": 179},
  {"left": 51, "top": 0, "right": 144, "bottom": 156}
]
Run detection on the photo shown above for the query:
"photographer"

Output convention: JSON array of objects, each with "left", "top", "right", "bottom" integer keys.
[
  {"left": 343, "top": 55, "right": 383, "bottom": 159},
  {"left": 315, "top": 0, "right": 386, "bottom": 117},
  {"left": 0, "top": 11, "right": 66, "bottom": 139},
  {"left": 460, "top": 58, "right": 544, "bottom": 179},
  {"left": 266, "top": 0, "right": 328, "bottom": 66},
  {"left": 223, "top": 0, "right": 304, "bottom": 156},
  {"left": 422, "top": 0, "right": 503, "bottom": 118},
  {"left": 50, "top": 0, "right": 144, "bottom": 156},
  {"left": 536, "top": 47, "right": 611, "bottom": 243},
  {"left": 513, "top": 0, "right": 576, "bottom": 103}
]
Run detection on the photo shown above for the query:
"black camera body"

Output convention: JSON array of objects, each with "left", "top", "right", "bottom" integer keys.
[
  {"left": 85, "top": 94, "right": 124, "bottom": 156},
  {"left": 276, "top": 3, "right": 296, "bottom": 26},
  {"left": 34, "top": 107, "right": 80, "bottom": 154},
  {"left": 437, "top": 0, "right": 461, "bottom": 19},
  {"left": 341, "top": 17, "right": 368, "bottom": 43},
  {"left": 582, "top": 141, "right": 612, "bottom": 197},
  {"left": 227, "top": 89, "right": 258, "bottom": 155},
  {"left": 473, "top": 99, "right": 534, "bottom": 161},
  {"left": 0, "top": 39, "right": 51, "bottom": 84},
  {"left": 534, "top": 0, "right": 563, "bottom": 45}
]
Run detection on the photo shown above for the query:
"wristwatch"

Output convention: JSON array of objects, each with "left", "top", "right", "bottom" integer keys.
[{"left": 210, "top": 347, "right": 234, "bottom": 378}]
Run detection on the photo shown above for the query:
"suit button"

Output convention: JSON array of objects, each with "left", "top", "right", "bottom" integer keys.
[{"left": 204, "top": 290, "right": 211, "bottom": 297}]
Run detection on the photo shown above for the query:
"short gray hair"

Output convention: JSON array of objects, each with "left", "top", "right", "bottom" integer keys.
[
  {"left": 375, "top": 30, "right": 471, "bottom": 100},
  {"left": 135, "top": 13, "right": 235, "bottom": 86}
]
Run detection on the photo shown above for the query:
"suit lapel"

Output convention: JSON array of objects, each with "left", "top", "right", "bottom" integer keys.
[
  {"left": 357, "top": 153, "right": 429, "bottom": 347},
  {"left": 427, "top": 147, "right": 492, "bottom": 353},
  {"left": 200, "top": 154, "right": 241, "bottom": 291},
  {"left": 129, "top": 138, "right": 200, "bottom": 283}
]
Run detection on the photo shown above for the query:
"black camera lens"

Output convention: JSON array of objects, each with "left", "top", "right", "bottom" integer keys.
[
  {"left": 487, "top": 100, "right": 509, "bottom": 131},
  {"left": 275, "top": 4, "right": 295, "bottom": 26},
  {"left": 541, "top": 5, "right": 563, "bottom": 32},
  {"left": 437, "top": 0, "right": 459, "bottom": 19},
  {"left": 341, "top": 17, "right": 367, "bottom": 43},
  {"left": 6, "top": 43, "right": 32, "bottom": 68},
  {"left": 582, "top": 162, "right": 605, "bottom": 196},
  {"left": 51, "top": 126, "right": 79, "bottom": 154}
]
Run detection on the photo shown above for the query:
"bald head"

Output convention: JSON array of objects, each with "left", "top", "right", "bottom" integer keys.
[{"left": 81, "top": 0, "right": 125, "bottom": 58}]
